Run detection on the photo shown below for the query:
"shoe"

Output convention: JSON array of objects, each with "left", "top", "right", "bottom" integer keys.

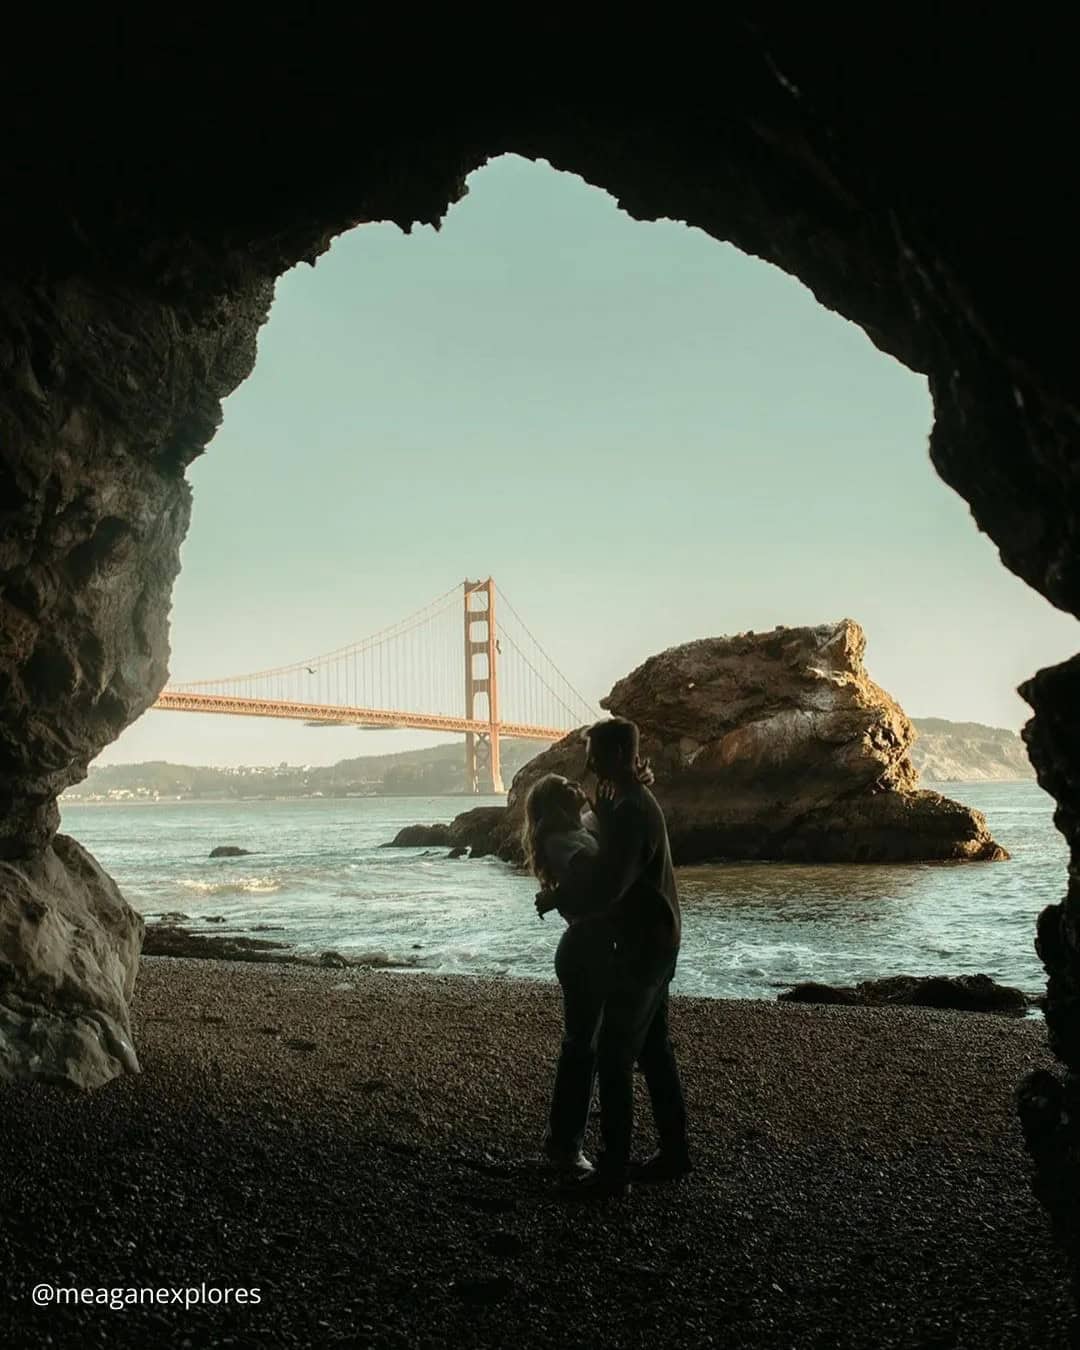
[
  {"left": 629, "top": 1150, "right": 693, "bottom": 1184},
  {"left": 556, "top": 1168, "right": 630, "bottom": 1201},
  {"left": 542, "top": 1145, "right": 594, "bottom": 1177}
]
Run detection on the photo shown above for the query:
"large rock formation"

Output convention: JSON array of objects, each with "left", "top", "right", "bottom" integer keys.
[
  {"left": 450, "top": 620, "right": 1005, "bottom": 865},
  {"left": 0, "top": 835, "right": 142, "bottom": 1088}
]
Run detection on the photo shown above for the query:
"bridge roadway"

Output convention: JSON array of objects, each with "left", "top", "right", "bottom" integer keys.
[{"left": 152, "top": 689, "right": 570, "bottom": 743}]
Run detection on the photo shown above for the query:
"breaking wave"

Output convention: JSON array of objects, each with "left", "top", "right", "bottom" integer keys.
[{"left": 178, "top": 876, "right": 284, "bottom": 896}]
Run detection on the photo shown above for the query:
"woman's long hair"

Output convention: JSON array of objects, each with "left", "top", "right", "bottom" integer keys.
[{"left": 522, "top": 773, "right": 588, "bottom": 889}]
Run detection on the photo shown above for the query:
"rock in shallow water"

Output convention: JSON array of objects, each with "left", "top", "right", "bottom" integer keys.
[
  {"left": 382, "top": 823, "right": 451, "bottom": 848},
  {"left": 442, "top": 620, "right": 1008, "bottom": 866},
  {"left": 0, "top": 834, "right": 142, "bottom": 1088},
  {"left": 142, "top": 925, "right": 288, "bottom": 961},
  {"left": 447, "top": 807, "right": 506, "bottom": 859},
  {"left": 778, "top": 973, "right": 1032, "bottom": 1014},
  {"left": 209, "top": 845, "right": 253, "bottom": 858}
]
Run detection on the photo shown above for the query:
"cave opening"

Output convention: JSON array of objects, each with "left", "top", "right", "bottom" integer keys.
[
  {"left": 101, "top": 153, "right": 1076, "bottom": 771},
  {"left": 0, "top": 15, "right": 1074, "bottom": 1333},
  {"left": 4, "top": 137, "right": 1075, "bottom": 1084},
  {"left": 4, "top": 32, "right": 1080, "bottom": 1337},
  {"left": 38, "top": 150, "right": 1070, "bottom": 1050}
]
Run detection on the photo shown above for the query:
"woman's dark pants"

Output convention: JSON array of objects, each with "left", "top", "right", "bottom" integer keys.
[{"left": 544, "top": 924, "right": 612, "bottom": 1159}]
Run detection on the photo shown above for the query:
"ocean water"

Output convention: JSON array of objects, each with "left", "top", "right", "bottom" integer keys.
[{"left": 60, "top": 783, "right": 1065, "bottom": 1001}]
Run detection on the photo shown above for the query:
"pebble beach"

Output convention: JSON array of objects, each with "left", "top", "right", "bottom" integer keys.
[{"left": 0, "top": 958, "right": 1073, "bottom": 1349}]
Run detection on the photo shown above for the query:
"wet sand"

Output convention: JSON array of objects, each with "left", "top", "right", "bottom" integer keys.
[{"left": 0, "top": 958, "right": 1072, "bottom": 1349}]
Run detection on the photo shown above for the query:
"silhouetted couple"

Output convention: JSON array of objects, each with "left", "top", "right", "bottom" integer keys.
[{"left": 525, "top": 716, "right": 690, "bottom": 1198}]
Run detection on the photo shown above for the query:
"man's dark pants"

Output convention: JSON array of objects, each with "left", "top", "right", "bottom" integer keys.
[{"left": 596, "top": 943, "right": 689, "bottom": 1176}]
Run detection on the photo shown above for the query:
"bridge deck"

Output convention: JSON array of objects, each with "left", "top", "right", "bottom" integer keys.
[{"left": 152, "top": 690, "right": 570, "bottom": 743}]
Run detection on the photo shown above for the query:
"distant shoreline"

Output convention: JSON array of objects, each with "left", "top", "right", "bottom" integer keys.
[
  {"left": 60, "top": 776, "right": 1038, "bottom": 808},
  {"left": 61, "top": 792, "right": 508, "bottom": 807},
  {"left": 64, "top": 719, "right": 1036, "bottom": 807}
]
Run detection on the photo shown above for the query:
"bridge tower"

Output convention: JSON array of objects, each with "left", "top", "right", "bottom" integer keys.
[{"left": 463, "top": 578, "right": 504, "bottom": 794}]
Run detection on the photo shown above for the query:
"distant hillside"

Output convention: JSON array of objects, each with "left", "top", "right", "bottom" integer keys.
[
  {"left": 910, "top": 718, "right": 1034, "bottom": 782},
  {"left": 61, "top": 738, "right": 546, "bottom": 802},
  {"left": 63, "top": 717, "right": 1035, "bottom": 800}
]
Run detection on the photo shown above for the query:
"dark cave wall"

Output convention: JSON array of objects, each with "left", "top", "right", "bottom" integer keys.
[
  {"left": 0, "top": 270, "right": 272, "bottom": 1084},
  {"left": 0, "top": 278, "right": 271, "bottom": 857},
  {"left": 1022, "top": 658, "right": 1080, "bottom": 1076},
  {"left": 0, "top": 18, "right": 1076, "bottom": 1253},
  {"left": 5, "top": 19, "right": 1076, "bottom": 621}
]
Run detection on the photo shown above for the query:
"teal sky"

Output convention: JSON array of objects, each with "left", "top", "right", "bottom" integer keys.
[{"left": 102, "top": 155, "right": 1076, "bottom": 766}]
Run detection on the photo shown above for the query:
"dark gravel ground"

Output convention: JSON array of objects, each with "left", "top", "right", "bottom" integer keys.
[{"left": 0, "top": 958, "right": 1073, "bottom": 1350}]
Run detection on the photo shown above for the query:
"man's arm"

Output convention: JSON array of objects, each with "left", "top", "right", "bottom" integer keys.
[{"left": 548, "top": 799, "right": 648, "bottom": 918}]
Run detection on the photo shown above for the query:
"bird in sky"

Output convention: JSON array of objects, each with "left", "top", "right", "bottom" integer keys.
[{"left": 306, "top": 667, "right": 317, "bottom": 675}]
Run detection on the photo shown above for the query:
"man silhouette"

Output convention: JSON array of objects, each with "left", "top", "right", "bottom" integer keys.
[{"left": 538, "top": 716, "right": 691, "bottom": 1197}]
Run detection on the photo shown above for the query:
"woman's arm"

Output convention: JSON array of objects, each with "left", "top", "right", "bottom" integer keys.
[
  {"left": 548, "top": 800, "right": 648, "bottom": 918},
  {"left": 533, "top": 831, "right": 599, "bottom": 919},
  {"left": 545, "top": 848, "right": 600, "bottom": 920}
]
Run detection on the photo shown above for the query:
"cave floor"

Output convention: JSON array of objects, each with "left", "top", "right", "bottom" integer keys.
[{"left": 0, "top": 960, "right": 1073, "bottom": 1349}]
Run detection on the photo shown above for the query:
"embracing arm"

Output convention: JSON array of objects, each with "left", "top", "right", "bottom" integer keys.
[
  {"left": 543, "top": 848, "right": 599, "bottom": 920},
  {"left": 547, "top": 800, "right": 648, "bottom": 919}
]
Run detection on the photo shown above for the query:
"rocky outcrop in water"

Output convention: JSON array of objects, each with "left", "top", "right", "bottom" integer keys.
[
  {"left": 142, "top": 925, "right": 290, "bottom": 962},
  {"left": 142, "top": 920, "right": 419, "bottom": 969},
  {"left": 0, "top": 835, "right": 142, "bottom": 1088},
  {"left": 385, "top": 810, "right": 507, "bottom": 858},
  {"left": 447, "top": 621, "right": 1006, "bottom": 866},
  {"left": 446, "top": 807, "right": 506, "bottom": 859},
  {"left": 383, "top": 824, "right": 452, "bottom": 848},
  {"left": 209, "top": 845, "right": 253, "bottom": 858},
  {"left": 778, "top": 973, "right": 1033, "bottom": 1015}
]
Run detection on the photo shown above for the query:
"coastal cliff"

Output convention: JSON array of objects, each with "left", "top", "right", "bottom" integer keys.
[{"left": 910, "top": 719, "right": 1035, "bottom": 782}]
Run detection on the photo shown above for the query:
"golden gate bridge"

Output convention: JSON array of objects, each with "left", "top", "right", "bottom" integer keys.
[{"left": 152, "top": 579, "right": 596, "bottom": 793}]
